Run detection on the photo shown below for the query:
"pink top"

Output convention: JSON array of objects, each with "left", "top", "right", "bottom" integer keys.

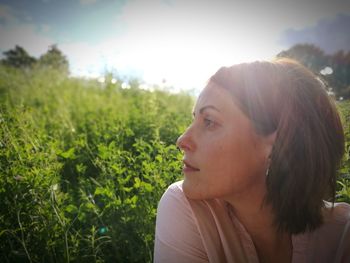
[{"left": 154, "top": 181, "right": 350, "bottom": 263}]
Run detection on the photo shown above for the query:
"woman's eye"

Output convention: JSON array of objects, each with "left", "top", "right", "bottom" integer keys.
[{"left": 204, "top": 118, "right": 216, "bottom": 128}]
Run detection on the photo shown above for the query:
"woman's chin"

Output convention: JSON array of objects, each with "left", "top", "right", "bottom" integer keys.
[{"left": 182, "top": 180, "right": 206, "bottom": 200}]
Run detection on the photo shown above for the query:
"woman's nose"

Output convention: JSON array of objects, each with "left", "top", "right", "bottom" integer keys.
[{"left": 176, "top": 128, "right": 195, "bottom": 152}]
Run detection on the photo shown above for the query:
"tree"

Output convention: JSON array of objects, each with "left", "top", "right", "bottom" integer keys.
[
  {"left": 1, "top": 45, "right": 37, "bottom": 68},
  {"left": 277, "top": 44, "right": 327, "bottom": 72},
  {"left": 328, "top": 50, "right": 350, "bottom": 99},
  {"left": 277, "top": 44, "right": 350, "bottom": 99},
  {"left": 38, "top": 45, "right": 69, "bottom": 75}
]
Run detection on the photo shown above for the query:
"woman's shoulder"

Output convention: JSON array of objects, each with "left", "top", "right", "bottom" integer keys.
[
  {"left": 158, "top": 180, "right": 229, "bottom": 218},
  {"left": 155, "top": 181, "right": 249, "bottom": 263},
  {"left": 162, "top": 180, "right": 186, "bottom": 197},
  {"left": 293, "top": 202, "right": 350, "bottom": 262},
  {"left": 154, "top": 181, "right": 209, "bottom": 262},
  {"left": 155, "top": 180, "right": 202, "bottom": 244},
  {"left": 323, "top": 201, "right": 350, "bottom": 225},
  {"left": 158, "top": 180, "right": 189, "bottom": 210},
  {"left": 312, "top": 201, "right": 350, "bottom": 242}
]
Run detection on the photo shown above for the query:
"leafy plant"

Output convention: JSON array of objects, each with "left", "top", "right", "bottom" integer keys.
[{"left": 0, "top": 65, "right": 192, "bottom": 262}]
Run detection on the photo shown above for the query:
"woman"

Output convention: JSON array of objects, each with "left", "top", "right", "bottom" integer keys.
[{"left": 154, "top": 58, "right": 350, "bottom": 263}]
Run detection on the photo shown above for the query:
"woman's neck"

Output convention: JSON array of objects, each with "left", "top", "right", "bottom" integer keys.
[{"left": 224, "top": 188, "right": 292, "bottom": 263}]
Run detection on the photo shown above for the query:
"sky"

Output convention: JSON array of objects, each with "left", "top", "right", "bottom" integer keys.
[{"left": 0, "top": 0, "right": 350, "bottom": 92}]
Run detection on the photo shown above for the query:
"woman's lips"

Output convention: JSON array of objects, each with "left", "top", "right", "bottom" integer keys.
[{"left": 183, "top": 160, "right": 200, "bottom": 172}]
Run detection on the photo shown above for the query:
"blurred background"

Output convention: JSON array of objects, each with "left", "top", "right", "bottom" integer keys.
[
  {"left": 0, "top": 0, "right": 349, "bottom": 262},
  {"left": 1, "top": 0, "right": 349, "bottom": 95}
]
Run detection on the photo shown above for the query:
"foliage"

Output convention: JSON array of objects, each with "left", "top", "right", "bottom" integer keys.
[
  {"left": 1, "top": 45, "right": 37, "bottom": 69},
  {"left": 336, "top": 100, "right": 350, "bottom": 203},
  {"left": 38, "top": 45, "right": 69, "bottom": 75},
  {"left": 277, "top": 44, "right": 327, "bottom": 71},
  {"left": 0, "top": 65, "right": 193, "bottom": 262},
  {"left": 328, "top": 51, "right": 350, "bottom": 99},
  {"left": 1, "top": 45, "right": 69, "bottom": 76},
  {"left": 277, "top": 44, "right": 350, "bottom": 99}
]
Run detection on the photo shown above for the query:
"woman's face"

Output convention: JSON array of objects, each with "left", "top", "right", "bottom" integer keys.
[{"left": 177, "top": 82, "right": 273, "bottom": 201}]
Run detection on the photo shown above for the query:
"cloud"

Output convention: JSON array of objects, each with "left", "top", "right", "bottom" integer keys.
[
  {"left": 79, "top": 0, "right": 98, "bottom": 6},
  {"left": 0, "top": 23, "right": 54, "bottom": 57},
  {"left": 102, "top": 0, "right": 288, "bottom": 88},
  {"left": 59, "top": 41, "right": 108, "bottom": 76},
  {"left": 98, "top": 0, "right": 350, "bottom": 89},
  {"left": 0, "top": 4, "right": 54, "bottom": 57},
  {"left": 280, "top": 13, "right": 350, "bottom": 54},
  {"left": 40, "top": 24, "right": 51, "bottom": 33},
  {"left": 1, "top": 0, "right": 349, "bottom": 91},
  {"left": 0, "top": 4, "right": 18, "bottom": 24}
]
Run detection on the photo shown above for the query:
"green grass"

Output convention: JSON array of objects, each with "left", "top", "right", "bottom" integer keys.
[
  {"left": 0, "top": 66, "right": 193, "bottom": 262},
  {"left": 0, "top": 65, "right": 349, "bottom": 262},
  {"left": 336, "top": 100, "right": 350, "bottom": 203}
]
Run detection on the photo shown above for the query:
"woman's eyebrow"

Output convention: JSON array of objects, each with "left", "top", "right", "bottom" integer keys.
[{"left": 192, "top": 105, "right": 221, "bottom": 116}]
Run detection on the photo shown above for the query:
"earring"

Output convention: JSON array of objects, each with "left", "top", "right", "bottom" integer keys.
[{"left": 266, "top": 156, "right": 271, "bottom": 177}]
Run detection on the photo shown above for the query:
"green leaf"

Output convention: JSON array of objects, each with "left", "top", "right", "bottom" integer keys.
[
  {"left": 131, "top": 195, "right": 138, "bottom": 204},
  {"left": 59, "top": 147, "right": 76, "bottom": 159},
  {"left": 134, "top": 177, "right": 141, "bottom": 188},
  {"left": 123, "top": 187, "right": 133, "bottom": 192},
  {"left": 85, "top": 202, "right": 96, "bottom": 210},
  {"left": 98, "top": 144, "right": 109, "bottom": 160},
  {"left": 156, "top": 155, "right": 163, "bottom": 162},
  {"left": 65, "top": 204, "right": 78, "bottom": 214},
  {"left": 141, "top": 182, "right": 153, "bottom": 192},
  {"left": 94, "top": 187, "right": 106, "bottom": 196},
  {"left": 90, "top": 177, "right": 102, "bottom": 187}
]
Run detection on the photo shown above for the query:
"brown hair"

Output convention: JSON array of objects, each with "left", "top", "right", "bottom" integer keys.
[{"left": 209, "top": 58, "right": 345, "bottom": 234}]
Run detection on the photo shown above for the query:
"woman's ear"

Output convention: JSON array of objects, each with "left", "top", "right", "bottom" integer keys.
[
  {"left": 264, "top": 131, "right": 277, "bottom": 158},
  {"left": 265, "top": 131, "right": 277, "bottom": 146},
  {"left": 254, "top": 130, "right": 277, "bottom": 159}
]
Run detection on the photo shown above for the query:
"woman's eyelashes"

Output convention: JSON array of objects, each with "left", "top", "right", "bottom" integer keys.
[
  {"left": 204, "top": 117, "right": 214, "bottom": 128},
  {"left": 203, "top": 116, "right": 220, "bottom": 129},
  {"left": 192, "top": 114, "right": 219, "bottom": 129}
]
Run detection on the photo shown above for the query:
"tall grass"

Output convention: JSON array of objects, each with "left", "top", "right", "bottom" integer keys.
[
  {"left": 0, "top": 66, "right": 193, "bottom": 262},
  {"left": 337, "top": 100, "right": 350, "bottom": 202}
]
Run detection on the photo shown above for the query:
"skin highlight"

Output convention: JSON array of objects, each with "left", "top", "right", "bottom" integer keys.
[{"left": 177, "top": 82, "right": 273, "bottom": 201}]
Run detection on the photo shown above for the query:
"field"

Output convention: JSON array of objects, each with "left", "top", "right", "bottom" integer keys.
[{"left": 0, "top": 66, "right": 349, "bottom": 262}]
